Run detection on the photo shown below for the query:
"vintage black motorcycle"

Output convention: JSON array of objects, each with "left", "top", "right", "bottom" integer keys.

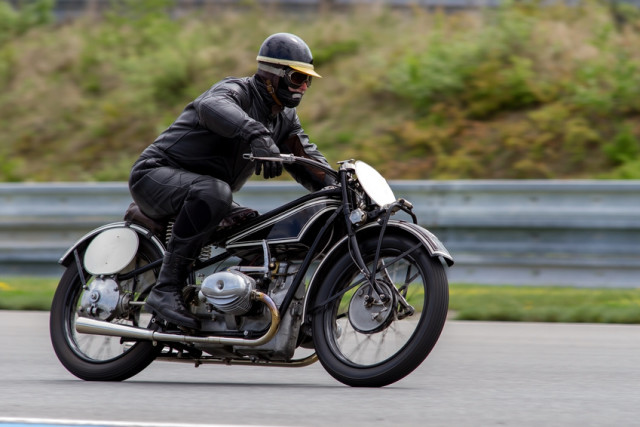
[{"left": 50, "top": 155, "right": 453, "bottom": 387}]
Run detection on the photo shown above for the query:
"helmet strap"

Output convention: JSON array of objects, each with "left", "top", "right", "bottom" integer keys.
[{"left": 265, "top": 79, "right": 283, "bottom": 110}]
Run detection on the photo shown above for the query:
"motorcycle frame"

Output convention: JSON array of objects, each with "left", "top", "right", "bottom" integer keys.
[
  {"left": 110, "top": 159, "right": 403, "bottom": 325},
  {"left": 191, "top": 157, "right": 430, "bottom": 332},
  {"left": 194, "top": 159, "right": 410, "bottom": 324},
  {"left": 61, "top": 155, "right": 452, "bottom": 345}
]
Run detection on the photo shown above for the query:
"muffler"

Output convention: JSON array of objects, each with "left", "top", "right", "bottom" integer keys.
[{"left": 75, "top": 291, "right": 280, "bottom": 347}]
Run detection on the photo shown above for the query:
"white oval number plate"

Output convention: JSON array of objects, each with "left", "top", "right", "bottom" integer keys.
[{"left": 83, "top": 228, "right": 139, "bottom": 275}]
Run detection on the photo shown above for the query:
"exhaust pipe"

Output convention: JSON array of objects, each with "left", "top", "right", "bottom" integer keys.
[{"left": 76, "top": 291, "right": 280, "bottom": 347}]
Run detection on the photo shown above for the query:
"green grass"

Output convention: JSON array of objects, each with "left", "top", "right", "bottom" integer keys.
[
  {"left": 0, "top": 276, "right": 57, "bottom": 310},
  {"left": 450, "top": 284, "right": 640, "bottom": 324},
  {"left": 3, "top": 277, "right": 640, "bottom": 324}
]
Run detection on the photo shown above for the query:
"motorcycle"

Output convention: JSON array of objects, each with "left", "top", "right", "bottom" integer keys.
[{"left": 49, "top": 155, "right": 453, "bottom": 387}]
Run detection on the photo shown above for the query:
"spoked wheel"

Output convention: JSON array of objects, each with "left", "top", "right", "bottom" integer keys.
[
  {"left": 50, "top": 237, "right": 162, "bottom": 381},
  {"left": 312, "top": 235, "right": 449, "bottom": 387}
]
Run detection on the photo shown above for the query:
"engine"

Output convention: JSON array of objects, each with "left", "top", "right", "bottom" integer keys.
[
  {"left": 191, "top": 262, "right": 305, "bottom": 361},
  {"left": 198, "top": 270, "right": 256, "bottom": 315}
]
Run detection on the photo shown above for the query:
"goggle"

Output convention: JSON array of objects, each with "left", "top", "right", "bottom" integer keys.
[
  {"left": 258, "top": 63, "right": 313, "bottom": 89},
  {"left": 284, "top": 68, "right": 313, "bottom": 89}
]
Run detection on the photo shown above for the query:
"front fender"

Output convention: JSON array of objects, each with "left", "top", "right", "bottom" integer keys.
[
  {"left": 59, "top": 221, "right": 165, "bottom": 267},
  {"left": 302, "top": 220, "right": 453, "bottom": 321}
]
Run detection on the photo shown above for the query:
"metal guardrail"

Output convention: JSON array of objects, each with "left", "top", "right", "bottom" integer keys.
[{"left": 0, "top": 181, "right": 638, "bottom": 287}]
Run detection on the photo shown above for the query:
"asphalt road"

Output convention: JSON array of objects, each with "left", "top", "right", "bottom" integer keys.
[{"left": 1, "top": 310, "right": 639, "bottom": 426}]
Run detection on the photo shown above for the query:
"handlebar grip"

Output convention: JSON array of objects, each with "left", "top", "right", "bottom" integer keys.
[{"left": 399, "top": 198, "right": 413, "bottom": 209}]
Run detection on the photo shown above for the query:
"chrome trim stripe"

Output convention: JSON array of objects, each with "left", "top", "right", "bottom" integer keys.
[
  {"left": 226, "top": 199, "right": 340, "bottom": 247},
  {"left": 226, "top": 206, "right": 338, "bottom": 249}
]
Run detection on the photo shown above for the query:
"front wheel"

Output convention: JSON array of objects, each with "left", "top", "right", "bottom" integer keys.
[{"left": 312, "top": 235, "right": 449, "bottom": 387}]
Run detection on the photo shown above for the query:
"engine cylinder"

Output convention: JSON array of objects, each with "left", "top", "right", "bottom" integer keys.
[{"left": 198, "top": 270, "right": 256, "bottom": 315}]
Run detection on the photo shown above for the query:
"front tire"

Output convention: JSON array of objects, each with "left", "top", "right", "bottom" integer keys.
[
  {"left": 312, "top": 235, "right": 449, "bottom": 387},
  {"left": 50, "top": 238, "right": 162, "bottom": 381}
]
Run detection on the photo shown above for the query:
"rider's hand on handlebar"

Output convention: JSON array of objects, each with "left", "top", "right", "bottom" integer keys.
[{"left": 250, "top": 136, "right": 283, "bottom": 179}]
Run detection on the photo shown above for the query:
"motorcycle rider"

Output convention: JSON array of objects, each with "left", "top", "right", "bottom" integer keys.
[{"left": 128, "top": 33, "right": 336, "bottom": 330}]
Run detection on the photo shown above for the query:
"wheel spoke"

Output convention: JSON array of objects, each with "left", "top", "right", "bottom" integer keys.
[
  {"left": 68, "top": 253, "right": 156, "bottom": 362},
  {"left": 342, "top": 324, "right": 375, "bottom": 363},
  {"left": 327, "top": 255, "right": 426, "bottom": 367},
  {"left": 312, "top": 235, "right": 448, "bottom": 387},
  {"left": 50, "top": 238, "right": 163, "bottom": 381},
  {"left": 379, "top": 259, "right": 416, "bottom": 320},
  {"left": 373, "top": 326, "right": 392, "bottom": 362}
]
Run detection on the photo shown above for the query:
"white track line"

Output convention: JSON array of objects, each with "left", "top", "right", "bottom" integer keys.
[{"left": 0, "top": 418, "right": 278, "bottom": 427}]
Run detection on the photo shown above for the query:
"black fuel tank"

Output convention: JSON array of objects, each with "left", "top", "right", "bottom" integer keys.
[{"left": 224, "top": 189, "right": 341, "bottom": 258}]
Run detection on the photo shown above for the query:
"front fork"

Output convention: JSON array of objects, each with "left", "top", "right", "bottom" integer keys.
[{"left": 337, "top": 164, "right": 417, "bottom": 316}]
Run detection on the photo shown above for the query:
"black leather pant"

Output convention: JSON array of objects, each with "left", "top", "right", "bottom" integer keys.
[{"left": 129, "top": 157, "right": 232, "bottom": 258}]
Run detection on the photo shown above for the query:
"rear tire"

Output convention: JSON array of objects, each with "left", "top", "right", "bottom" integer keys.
[
  {"left": 312, "top": 235, "right": 449, "bottom": 387},
  {"left": 50, "top": 237, "right": 162, "bottom": 381}
]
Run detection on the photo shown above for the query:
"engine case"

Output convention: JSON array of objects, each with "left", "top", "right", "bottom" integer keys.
[
  {"left": 192, "top": 262, "right": 305, "bottom": 361},
  {"left": 233, "top": 262, "right": 306, "bottom": 361}
]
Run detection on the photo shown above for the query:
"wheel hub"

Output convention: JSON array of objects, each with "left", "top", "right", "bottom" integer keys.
[
  {"left": 79, "top": 277, "right": 121, "bottom": 321},
  {"left": 347, "top": 281, "right": 395, "bottom": 334}
]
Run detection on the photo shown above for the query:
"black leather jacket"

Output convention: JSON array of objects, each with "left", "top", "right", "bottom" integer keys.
[{"left": 135, "top": 75, "right": 335, "bottom": 193}]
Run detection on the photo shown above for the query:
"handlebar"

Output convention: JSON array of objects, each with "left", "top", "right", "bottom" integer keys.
[{"left": 243, "top": 153, "right": 339, "bottom": 180}]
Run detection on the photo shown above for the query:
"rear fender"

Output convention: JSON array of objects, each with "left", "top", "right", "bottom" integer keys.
[
  {"left": 59, "top": 221, "right": 165, "bottom": 268},
  {"left": 302, "top": 220, "right": 453, "bottom": 321}
]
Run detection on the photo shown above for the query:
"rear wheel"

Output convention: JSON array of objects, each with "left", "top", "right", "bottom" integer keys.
[
  {"left": 50, "top": 237, "right": 162, "bottom": 381},
  {"left": 312, "top": 235, "right": 449, "bottom": 387}
]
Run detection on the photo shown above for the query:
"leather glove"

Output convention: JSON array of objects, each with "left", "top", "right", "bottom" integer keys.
[{"left": 251, "top": 136, "right": 283, "bottom": 179}]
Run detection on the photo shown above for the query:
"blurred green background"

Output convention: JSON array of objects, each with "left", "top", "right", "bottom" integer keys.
[
  {"left": 1, "top": 0, "right": 639, "bottom": 321},
  {"left": 1, "top": 0, "right": 639, "bottom": 182}
]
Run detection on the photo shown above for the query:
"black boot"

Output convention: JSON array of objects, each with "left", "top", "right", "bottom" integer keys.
[
  {"left": 145, "top": 251, "right": 200, "bottom": 330},
  {"left": 145, "top": 191, "right": 226, "bottom": 330}
]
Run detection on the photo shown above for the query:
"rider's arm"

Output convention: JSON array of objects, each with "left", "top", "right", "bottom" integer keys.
[
  {"left": 195, "top": 80, "right": 271, "bottom": 144},
  {"left": 280, "top": 114, "right": 338, "bottom": 191}
]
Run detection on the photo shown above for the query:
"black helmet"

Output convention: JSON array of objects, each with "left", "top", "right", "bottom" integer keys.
[{"left": 256, "top": 33, "right": 321, "bottom": 79}]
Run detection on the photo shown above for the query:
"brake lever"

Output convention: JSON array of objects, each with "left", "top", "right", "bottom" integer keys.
[{"left": 242, "top": 153, "right": 295, "bottom": 163}]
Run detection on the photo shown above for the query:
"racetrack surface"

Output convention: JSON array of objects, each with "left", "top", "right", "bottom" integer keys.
[{"left": 1, "top": 310, "right": 638, "bottom": 426}]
